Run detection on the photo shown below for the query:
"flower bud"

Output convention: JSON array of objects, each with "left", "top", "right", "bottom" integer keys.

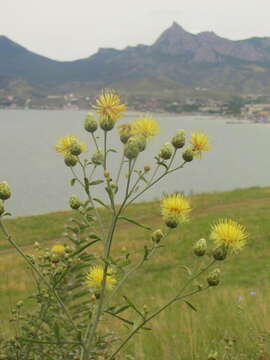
[
  {"left": 91, "top": 151, "right": 104, "bottom": 165},
  {"left": 172, "top": 130, "right": 185, "bottom": 149},
  {"left": 208, "top": 352, "right": 218, "bottom": 360},
  {"left": 120, "top": 133, "right": 131, "bottom": 144},
  {"left": 16, "top": 300, "right": 23, "bottom": 308},
  {"left": 104, "top": 169, "right": 110, "bottom": 178},
  {"left": 70, "top": 142, "right": 82, "bottom": 156},
  {"left": 84, "top": 113, "right": 98, "bottom": 133},
  {"left": 0, "top": 200, "right": 4, "bottom": 215},
  {"left": 182, "top": 148, "right": 194, "bottom": 162},
  {"left": 124, "top": 138, "right": 140, "bottom": 159},
  {"left": 193, "top": 238, "right": 207, "bottom": 257},
  {"left": 134, "top": 135, "right": 147, "bottom": 152},
  {"left": 213, "top": 246, "right": 228, "bottom": 261},
  {"left": 151, "top": 229, "right": 164, "bottom": 243},
  {"left": 207, "top": 269, "right": 221, "bottom": 287},
  {"left": 144, "top": 165, "right": 151, "bottom": 172},
  {"left": 64, "top": 154, "right": 77, "bottom": 167},
  {"left": 0, "top": 181, "right": 11, "bottom": 200},
  {"left": 69, "top": 195, "right": 81, "bottom": 210},
  {"left": 159, "top": 143, "right": 174, "bottom": 160},
  {"left": 165, "top": 217, "right": 179, "bottom": 229},
  {"left": 100, "top": 117, "right": 115, "bottom": 131},
  {"left": 118, "top": 124, "right": 132, "bottom": 144}
]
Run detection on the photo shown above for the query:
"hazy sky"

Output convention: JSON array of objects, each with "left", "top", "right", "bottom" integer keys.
[{"left": 1, "top": 0, "right": 270, "bottom": 61}]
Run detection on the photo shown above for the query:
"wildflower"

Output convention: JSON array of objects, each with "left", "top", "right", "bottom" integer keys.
[
  {"left": 64, "top": 154, "right": 78, "bottom": 167},
  {"left": 69, "top": 195, "right": 81, "bottom": 210},
  {"left": 124, "top": 137, "right": 140, "bottom": 159},
  {"left": 93, "top": 90, "right": 125, "bottom": 123},
  {"left": 0, "top": 181, "right": 11, "bottom": 200},
  {"left": 118, "top": 123, "right": 132, "bottom": 144},
  {"left": 151, "top": 229, "right": 164, "bottom": 243},
  {"left": 91, "top": 151, "right": 104, "bottom": 165},
  {"left": 182, "top": 148, "right": 194, "bottom": 162},
  {"left": 207, "top": 268, "right": 221, "bottom": 287},
  {"left": 161, "top": 193, "right": 192, "bottom": 228},
  {"left": 55, "top": 135, "right": 87, "bottom": 156},
  {"left": 84, "top": 113, "right": 98, "bottom": 133},
  {"left": 190, "top": 132, "right": 210, "bottom": 158},
  {"left": 159, "top": 143, "right": 174, "bottom": 160},
  {"left": 171, "top": 130, "right": 185, "bottom": 149},
  {"left": 193, "top": 238, "right": 207, "bottom": 257},
  {"left": 131, "top": 116, "right": 160, "bottom": 138},
  {"left": 210, "top": 219, "right": 248, "bottom": 253},
  {"left": 51, "top": 244, "right": 65, "bottom": 254},
  {"left": 86, "top": 265, "right": 117, "bottom": 291}
]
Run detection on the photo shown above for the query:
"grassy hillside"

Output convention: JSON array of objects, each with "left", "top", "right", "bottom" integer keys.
[{"left": 1, "top": 186, "right": 270, "bottom": 359}]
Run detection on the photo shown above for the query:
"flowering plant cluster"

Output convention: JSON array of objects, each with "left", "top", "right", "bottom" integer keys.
[{"left": 0, "top": 90, "right": 248, "bottom": 359}]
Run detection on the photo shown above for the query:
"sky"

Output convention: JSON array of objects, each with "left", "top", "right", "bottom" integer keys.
[{"left": 1, "top": 0, "right": 270, "bottom": 61}]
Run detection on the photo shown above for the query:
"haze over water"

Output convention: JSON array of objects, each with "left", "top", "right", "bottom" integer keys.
[{"left": 1, "top": 110, "right": 269, "bottom": 216}]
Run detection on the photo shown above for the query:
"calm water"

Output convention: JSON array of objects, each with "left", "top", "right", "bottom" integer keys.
[{"left": 0, "top": 110, "right": 269, "bottom": 216}]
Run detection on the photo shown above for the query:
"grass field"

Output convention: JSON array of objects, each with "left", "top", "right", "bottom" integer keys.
[{"left": 1, "top": 186, "right": 270, "bottom": 359}]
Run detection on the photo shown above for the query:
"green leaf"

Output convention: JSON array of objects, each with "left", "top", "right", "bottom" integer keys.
[
  {"left": 157, "top": 161, "right": 169, "bottom": 170},
  {"left": 70, "top": 178, "right": 77, "bottom": 186},
  {"left": 89, "top": 179, "right": 104, "bottom": 186},
  {"left": 119, "top": 216, "right": 152, "bottom": 231},
  {"left": 70, "top": 239, "right": 100, "bottom": 257},
  {"left": 123, "top": 296, "right": 145, "bottom": 319},
  {"left": 181, "top": 265, "right": 193, "bottom": 276},
  {"left": 184, "top": 300, "right": 197, "bottom": 312},
  {"left": 93, "top": 198, "right": 110, "bottom": 210},
  {"left": 107, "top": 148, "right": 117, "bottom": 153}
]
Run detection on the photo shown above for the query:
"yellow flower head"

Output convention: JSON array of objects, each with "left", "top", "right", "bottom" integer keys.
[
  {"left": 93, "top": 90, "right": 126, "bottom": 122},
  {"left": 55, "top": 135, "right": 87, "bottom": 156},
  {"left": 161, "top": 193, "right": 192, "bottom": 224},
  {"left": 131, "top": 116, "right": 160, "bottom": 139},
  {"left": 51, "top": 244, "right": 65, "bottom": 254},
  {"left": 210, "top": 219, "right": 248, "bottom": 253},
  {"left": 85, "top": 265, "right": 117, "bottom": 291},
  {"left": 190, "top": 132, "right": 210, "bottom": 158}
]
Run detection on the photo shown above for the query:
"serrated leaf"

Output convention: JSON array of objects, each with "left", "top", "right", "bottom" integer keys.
[
  {"left": 184, "top": 300, "right": 197, "bottom": 312},
  {"left": 119, "top": 216, "right": 152, "bottom": 231}
]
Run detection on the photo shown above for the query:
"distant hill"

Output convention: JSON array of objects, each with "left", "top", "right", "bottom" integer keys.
[{"left": 1, "top": 22, "right": 270, "bottom": 95}]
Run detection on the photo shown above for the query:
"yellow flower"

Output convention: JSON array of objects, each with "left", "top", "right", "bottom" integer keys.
[
  {"left": 51, "top": 244, "right": 65, "bottom": 254},
  {"left": 55, "top": 135, "right": 87, "bottom": 156},
  {"left": 93, "top": 90, "right": 126, "bottom": 122},
  {"left": 131, "top": 116, "right": 160, "bottom": 138},
  {"left": 86, "top": 265, "right": 117, "bottom": 291},
  {"left": 161, "top": 193, "right": 192, "bottom": 224},
  {"left": 118, "top": 123, "right": 132, "bottom": 135},
  {"left": 190, "top": 132, "right": 210, "bottom": 158},
  {"left": 210, "top": 219, "right": 248, "bottom": 253}
]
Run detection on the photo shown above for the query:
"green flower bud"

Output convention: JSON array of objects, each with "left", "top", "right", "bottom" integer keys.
[
  {"left": 144, "top": 164, "right": 151, "bottom": 172},
  {"left": 124, "top": 138, "right": 140, "bottom": 159},
  {"left": 213, "top": 246, "right": 228, "bottom": 261},
  {"left": 120, "top": 133, "right": 131, "bottom": 144},
  {"left": 69, "top": 195, "right": 81, "bottom": 210},
  {"left": 193, "top": 238, "right": 207, "bottom": 257},
  {"left": 0, "top": 200, "right": 4, "bottom": 215},
  {"left": 172, "top": 130, "right": 185, "bottom": 149},
  {"left": 0, "top": 181, "right": 11, "bottom": 200},
  {"left": 100, "top": 117, "right": 115, "bottom": 131},
  {"left": 207, "top": 268, "right": 221, "bottom": 287},
  {"left": 182, "top": 148, "right": 194, "bottom": 162},
  {"left": 208, "top": 352, "right": 218, "bottom": 360},
  {"left": 134, "top": 135, "right": 147, "bottom": 152},
  {"left": 151, "top": 229, "right": 164, "bottom": 243},
  {"left": 159, "top": 143, "right": 174, "bottom": 160},
  {"left": 165, "top": 217, "right": 179, "bottom": 229},
  {"left": 70, "top": 142, "right": 82, "bottom": 156},
  {"left": 16, "top": 300, "right": 23, "bottom": 308},
  {"left": 84, "top": 113, "right": 98, "bottom": 133},
  {"left": 64, "top": 154, "right": 77, "bottom": 167},
  {"left": 91, "top": 151, "right": 104, "bottom": 165}
]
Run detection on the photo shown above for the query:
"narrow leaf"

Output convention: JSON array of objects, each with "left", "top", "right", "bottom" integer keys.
[
  {"left": 184, "top": 300, "right": 197, "bottom": 312},
  {"left": 119, "top": 216, "right": 152, "bottom": 231},
  {"left": 123, "top": 296, "right": 145, "bottom": 319},
  {"left": 93, "top": 198, "right": 110, "bottom": 210},
  {"left": 89, "top": 180, "right": 104, "bottom": 186}
]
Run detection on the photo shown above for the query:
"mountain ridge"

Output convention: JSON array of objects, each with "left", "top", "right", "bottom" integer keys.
[{"left": 1, "top": 22, "right": 270, "bottom": 94}]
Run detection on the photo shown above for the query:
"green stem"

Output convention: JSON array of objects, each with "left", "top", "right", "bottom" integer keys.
[
  {"left": 91, "top": 133, "right": 100, "bottom": 152},
  {"left": 104, "top": 130, "right": 108, "bottom": 169},
  {"left": 116, "top": 152, "right": 125, "bottom": 186}
]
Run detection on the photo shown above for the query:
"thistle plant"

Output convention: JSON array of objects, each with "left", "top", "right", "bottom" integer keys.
[{"left": 0, "top": 90, "right": 248, "bottom": 360}]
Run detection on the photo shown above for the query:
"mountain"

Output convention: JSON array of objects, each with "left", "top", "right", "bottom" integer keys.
[{"left": 1, "top": 22, "right": 270, "bottom": 95}]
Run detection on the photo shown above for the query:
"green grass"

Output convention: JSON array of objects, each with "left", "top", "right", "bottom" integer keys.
[{"left": 1, "top": 186, "right": 270, "bottom": 359}]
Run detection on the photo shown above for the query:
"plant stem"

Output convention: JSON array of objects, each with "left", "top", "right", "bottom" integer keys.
[
  {"left": 91, "top": 133, "right": 100, "bottom": 152},
  {"left": 116, "top": 152, "right": 125, "bottom": 186}
]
